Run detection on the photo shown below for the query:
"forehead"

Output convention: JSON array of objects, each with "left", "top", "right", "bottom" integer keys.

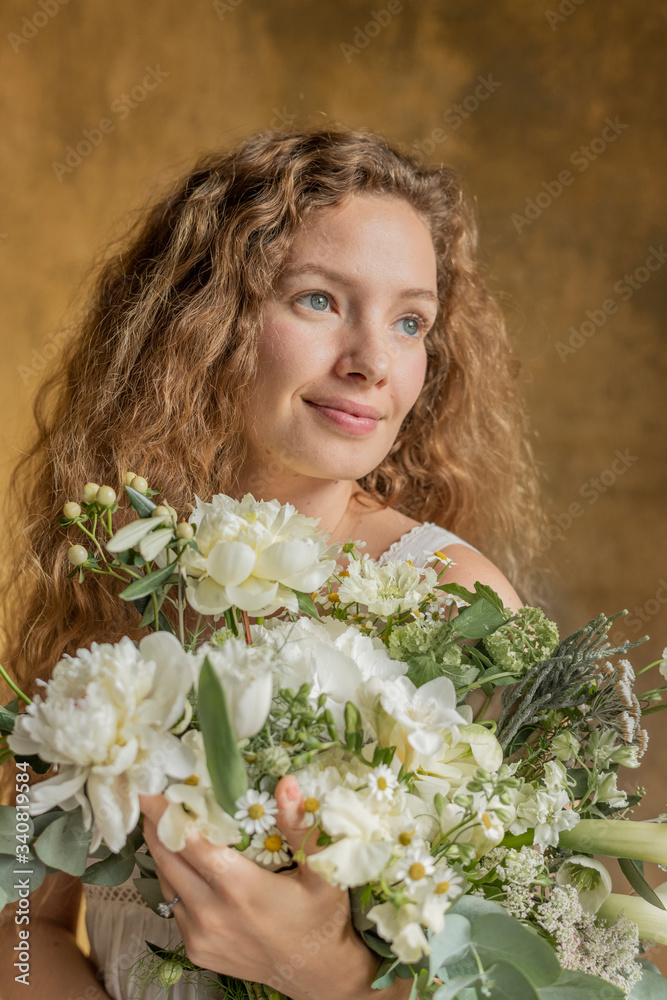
[{"left": 282, "top": 192, "right": 437, "bottom": 286}]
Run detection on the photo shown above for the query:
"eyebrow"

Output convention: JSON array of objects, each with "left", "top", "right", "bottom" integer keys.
[{"left": 279, "top": 263, "right": 438, "bottom": 303}]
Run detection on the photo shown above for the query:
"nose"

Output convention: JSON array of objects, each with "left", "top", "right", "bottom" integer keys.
[{"left": 334, "top": 315, "right": 391, "bottom": 385}]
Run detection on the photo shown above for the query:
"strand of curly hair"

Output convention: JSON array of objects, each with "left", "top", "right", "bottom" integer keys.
[{"left": 1, "top": 123, "right": 545, "bottom": 702}]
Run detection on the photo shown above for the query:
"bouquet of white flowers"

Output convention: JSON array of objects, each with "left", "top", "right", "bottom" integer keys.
[{"left": 2, "top": 478, "right": 667, "bottom": 999}]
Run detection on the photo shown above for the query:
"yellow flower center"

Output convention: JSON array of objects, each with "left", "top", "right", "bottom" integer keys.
[
  {"left": 248, "top": 803, "right": 265, "bottom": 820},
  {"left": 435, "top": 880, "right": 450, "bottom": 895},
  {"left": 481, "top": 812, "right": 493, "bottom": 830},
  {"left": 304, "top": 797, "right": 320, "bottom": 813},
  {"left": 264, "top": 834, "right": 283, "bottom": 853},
  {"left": 245, "top": 752, "right": 258, "bottom": 763},
  {"left": 408, "top": 862, "right": 426, "bottom": 881},
  {"left": 328, "top": 593, "right": 340, "bottom": 603},
  {"left": 183, "top": 774, "right": 199, "bottom": 786},
  {"left": 338, "top": 570, "right": 350, "bottom": 577},
  {"left": 398, "top": 831, "right": 414, "bottom": 846},
  {"left": 376, "top": 776, "right": 388, "bottom": 791}
]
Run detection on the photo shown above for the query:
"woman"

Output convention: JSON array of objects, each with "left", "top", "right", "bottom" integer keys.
[{"left": 0, "top": 125, "right": 541, "bottom": 999}]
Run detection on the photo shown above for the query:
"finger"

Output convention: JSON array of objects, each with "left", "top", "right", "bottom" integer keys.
[{"left": 274, "top": 775, "right": 322, "bottom": 859}]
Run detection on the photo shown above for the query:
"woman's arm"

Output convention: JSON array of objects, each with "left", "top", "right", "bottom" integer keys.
[
  {"left": 437, "top": 543, "right": 523, "bottom": 613},
  {"left": 0, "top": 872, "right": 113, "bottom": 1000}
]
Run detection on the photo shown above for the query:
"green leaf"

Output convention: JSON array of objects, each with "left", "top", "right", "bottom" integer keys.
[
  {"left": 13, "top": 753, "right": 51, "bottom": 774},
  {"left": 439, "top": 583, "right": 478, "bottom": 605},
  {"left": 294, "top": 590, "right": 320, "bottom": 620},
  {"left": 33, "top": 807, "right": 92, "bottom": 876},
  {"left": 133, "top": 876, "right": 167, "bottom": 914},
  {"left": 198, "top": 656, "right": 248, "bottom": 815},
  {"left": 429, "top": 913, "right": 471, "bottom": 976},
  {"left": 471, "top": 583, "right": 506, "bottom": 615},
  {"left": 81, "top": 829, "right": 143, "bottom": 886},
  {"left": 472, "top": 914, "right": 560, "bottom": 988},
  {"left": 0, "top": 806, "right": 23, "bottom": 853},
  {"left": 361, "top": 928, "right": 396, "bottom": 958},
  {"left": 541, "top": 969, "right": 625, "bottom": 999},
  {"left": 0, "top": 851, "right": 46, "bottom": 902},
  {"left": 483, "top": 961, "right": 541, "bottom": 1000},
  {"left": 0, "top": 703, "right": 16, "bottom": 734},
  {"left": 619, "top": 857, "right": 667, "bottom": 910},
  {"left": 371, "top": 960, "right": 399, "bottom": 989},
  {"left": 453, "top": 600, "right": 507, "bottom": 639},
  {"left": 125, "top": 484, "right": 157, "bottom": 517},
  {"left": 134, "top": 851, "right": 157, "bottom": 877},
  {"left": 119, "top": 561, "right": 177, "bottom": 601},
  {"left": 433, "top": 974, "right": 484, "bottom": 1000},
  {"left": 629, "top": 968, "right": 667, "bottom": 999},
  {"left": 450, "top": 895, "right": 507, "bottom": 921},
  {"left": 406, "top": 654, "right": 442, "bottom": 687},
  {"left": 133, "top": 592, "right": 173, "bottom": 632}
]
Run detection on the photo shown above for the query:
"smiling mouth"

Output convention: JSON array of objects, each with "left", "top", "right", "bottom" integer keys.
[{"left": 303, "top": 398, "right": 382, "bottom": 435}]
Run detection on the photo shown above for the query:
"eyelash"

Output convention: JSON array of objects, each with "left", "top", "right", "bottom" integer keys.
[{"left": 294, "top": 290, "right": 431, "bottom": 336}]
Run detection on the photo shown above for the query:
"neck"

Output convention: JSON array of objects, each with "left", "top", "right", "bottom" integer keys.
[{"left": 231, "top": 467, "right": 362, "bottom": 541}]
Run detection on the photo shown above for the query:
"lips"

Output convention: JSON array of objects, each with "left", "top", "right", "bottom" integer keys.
[{"left": 303, "top": 397, "right": 382, "bottom": 436}]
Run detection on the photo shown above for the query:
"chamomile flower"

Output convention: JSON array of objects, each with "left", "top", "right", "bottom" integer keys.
[
  {"left": 248, "top": 828, "right": 291, "bottom": 868},
  {"left": 234, "top": 789, "right": 278, "bottom": 835},
  {"left": 368, "top": 764, "right": 398, "bottom": 803},
  {"left": 393, "top": 843, "right": 436, "bottom": 887},
  {"left": 428, "top": 865, "right": 465, "bottom": 902}
]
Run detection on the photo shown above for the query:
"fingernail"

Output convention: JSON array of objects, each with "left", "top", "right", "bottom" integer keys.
[{"left": 285, "top": 777, "right": 301, "bottom": 801}]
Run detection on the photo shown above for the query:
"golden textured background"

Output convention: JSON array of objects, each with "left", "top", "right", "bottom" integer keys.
[{"left": 0, "top": 0, "right": 665, "bottom": 965}]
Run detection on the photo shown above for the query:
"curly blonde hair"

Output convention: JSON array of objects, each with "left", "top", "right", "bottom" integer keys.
[{"left": 2, "top": 123, "right": 543, "bottom": 698}]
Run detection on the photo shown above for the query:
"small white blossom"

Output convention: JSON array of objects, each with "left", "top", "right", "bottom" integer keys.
[
  {"left": 247, "top": 827, "right": 291, "bottom": 869},
  {"left": 368, "top": 764, "right": 398, "bottom": 802},
  {"left": 234, "top": 789, "right": 278, "bottom": 835}
]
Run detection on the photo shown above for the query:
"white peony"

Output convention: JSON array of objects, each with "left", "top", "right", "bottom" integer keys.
[
  {"left": 9, "top": 632, "right": 196, "bottom": 852},
  {"left": 195, "top": 638, "right": 274, "bottom": 740},
  {"left": 336, "top": 558, "right": 439, "bottom": 617},
  {"left": 180, "top": 492, "right": 340, "bottom": 617},
  {"left": 158, "top": 730, "right": 242, "bottom": 851}
]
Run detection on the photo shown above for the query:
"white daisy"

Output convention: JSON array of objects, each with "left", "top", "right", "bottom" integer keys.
[
  {"left": 234, "top": 788, "right": 278, "bottom": 834},
  {"left": 368, "top": 764, "right": 398, "bottom": 803},
  {"left": 393, "top": 843, "right": 436, "bottom": 887},
  {"left": 248, "top": 827, "right": 291, "bottom": 868}
]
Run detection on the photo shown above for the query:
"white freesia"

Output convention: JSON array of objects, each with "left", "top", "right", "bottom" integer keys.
[
  {"left": 158, "top": 731, "right": 242, "bottom": 851},
  {"left": 181, "top": 492, "right": 340, "bottom": 617},
  {"left": 196, "top": 638, "right": 274, "bottom": 740},
  {"left": 380, "top": 675, "right": 467, "bottom": 765},
  {"left": 556, "top": 855, "right": 612, "bottom": 914},
  {"left": 9, "top": 632, "right": 196, "bottom": 852},
  {"left": 258, "top": 617, "right": 406, "bottom": 735},
  {"left": 366, "top": 901, "right": 431, "bottom": 963},
  {"left": 414, "top": 724, "right": 503, "bottom": 801},
  {"left": 336, "top": 557, "right": 439, "bottom": 617}
]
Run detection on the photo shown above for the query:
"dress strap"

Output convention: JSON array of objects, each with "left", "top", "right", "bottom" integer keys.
[{"left": 377, "top": 521, "right": 480, "bottom": 568}]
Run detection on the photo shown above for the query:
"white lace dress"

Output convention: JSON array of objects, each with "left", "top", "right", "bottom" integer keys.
[{"left": 83, "top": 522, "right": 477, "bottom": 1000}]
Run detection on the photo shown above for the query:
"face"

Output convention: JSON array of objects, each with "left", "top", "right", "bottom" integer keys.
[{"left": 239, "top": 192, "right": 439, "bottom": 488}]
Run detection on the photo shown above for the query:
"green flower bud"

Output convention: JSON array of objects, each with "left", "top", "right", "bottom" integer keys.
[
  {"left": 62, "top": 501, "right": 82, "bottom": 520},
  {"left": 130, "top": 475, "right": 148, "bottom": 494},
  {"left": 176, "top": 522, "right": 194, "bottom": 540},
  {"left": 156, "top": 960, "right": 183, "bottom": 988},
  {"left": 96, "top": 485, "right": 116, "bottom": 506},
  {"left": 68, "top": 544, "right": 88, "bottom": 566},
  {"left": 82, "top": 482, "right": 99, "bottom": 503}
]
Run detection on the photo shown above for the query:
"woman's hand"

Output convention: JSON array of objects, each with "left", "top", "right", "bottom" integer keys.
[{"left": 140, "top": 776, "right": 401, "bottom": 1000}]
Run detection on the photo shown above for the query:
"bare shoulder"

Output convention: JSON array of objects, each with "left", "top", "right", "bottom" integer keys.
[{"left": 436, "top": 543, "right": 522, "bottom": 613}]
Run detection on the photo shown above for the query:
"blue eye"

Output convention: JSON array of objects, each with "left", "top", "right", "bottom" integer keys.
[
  {"left": 298, "top": 292, "right": 331, "bottom": 311},
  {"left": 397, "top": 315, "right": 424, "bottom": 337}
]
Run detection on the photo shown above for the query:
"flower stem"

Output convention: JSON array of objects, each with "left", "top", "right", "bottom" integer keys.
[
  {"left": 0, "top": 662, "right": 31, "bottom": 705},
  {"left": 241, "top": 609, "right": 252, "bottom": 645}
]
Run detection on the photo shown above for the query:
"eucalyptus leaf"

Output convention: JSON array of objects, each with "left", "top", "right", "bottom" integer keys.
[
  {"left": 133, "top": 876, "right": 167, "bottom": 914},
  {"left": 429, "top": 914, "right": 471, "bottom": 976},
  {"left": 0, "top": 884, "right": 8, "bottom": 912},
  {"left": 119, "top": 561, "right": 177, "bottom": 601},
  {"left": 0, "top": 851, "right": 46, "bottom": 902},
  {"left": 628, "top": 969, "right": 667, "bottom": 999},
  {"left": 0, "top": 806, "right": 25, "bottom": 853},
  {"left": 619, "top": 858, "right": 666, "bottom": 910},
  {"left": 453, "top": 599, "right": 507, "bottom": 640},
  {"left": 81, "top": 833, "right": 141, "bottom": 886},
  {"left": 472, "top": 914, "right": 560, "bottom": 987},
  {"left": 450, "top": 895, "right": 507, "bottom": 921},
  {"left": 294, "top": 590, "right": 320, "bottom": 620},
  {"left": 33, "top": 807, "right": 91, "bottom": 876},
  {"left": 0, "top": 704, "right": 16, "bottom": 734},
  {"left": 125, "top": 484, "right": 157, "bottom": 517},
  {"left": 483, "top": 961, "right": 541, "bottom": 1000},
  {"left": 361, "top": 928, "right": 396, "bottom": 958},
  {"left": 134, "top": 851, "right": 157, "bottom": 877},
  {"left": 198, "top": 656, "right": 248, "bottom": 815},
  {"left": 541, "top": 969, "right": 625, "bottom": 999},
  {"left": 433, "top": 973, "right": 484, "bottom": 1000},
  {"left": 371, "top": 956, "right": 400, "bottom": 988}
]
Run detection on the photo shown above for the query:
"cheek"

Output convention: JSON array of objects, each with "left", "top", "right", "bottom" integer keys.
[
  {"left": 256, "top": 319, "right": 330, "bottom": 390},
  {"left": 395, "top": 348, "right": 428, "bottom": 416}
]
